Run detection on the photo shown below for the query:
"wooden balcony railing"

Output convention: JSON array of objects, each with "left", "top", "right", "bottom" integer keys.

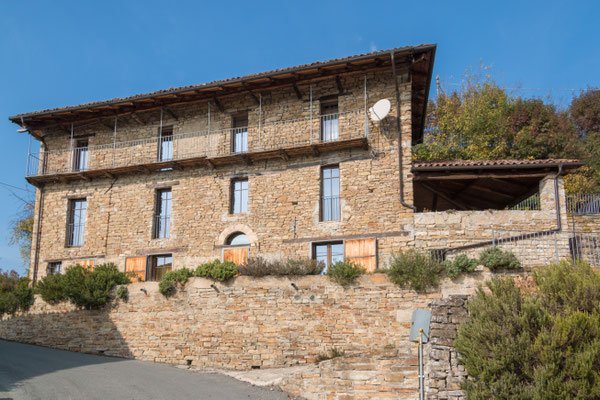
[{"left": 26, "top": 109, "right": 369, "bottom": 180}]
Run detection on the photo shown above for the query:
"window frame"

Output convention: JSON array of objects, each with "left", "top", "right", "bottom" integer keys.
[
  {"left": 148, "top": 253, "right": 173, "bottom": 281},
  {"left": 66, "top": 198, "right": 87, "bottom": 247},
  {"left": 153, "top": 188, "right": 172, "bottom": 239},
  {"left": 158, "top": 126, "right": 174, "bottom": 162},
  {"left": 73, "top": 138, "right": 89, "bottom": 172},
  {"left": 230, "top": 178, "right": 249, "bottom": 214},
  {"left": 311, "top": 240, "right": 344, "bottom": 274},
  {"left": 320, "top": 98, "right": 339, "bottom": 142},
  {"left": 231, "top": 113, "right": 249, "bottom": 154},
  {"left": 320, "top": 165, "right": 340, "bottom": 222},
  {"left": 47, "top": 262, "right": 62, "bottom": 275}
]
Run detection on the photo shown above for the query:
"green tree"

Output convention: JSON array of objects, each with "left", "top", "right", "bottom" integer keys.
[{"left": 8, "top": 198, "right": 34, "bottom": 271}]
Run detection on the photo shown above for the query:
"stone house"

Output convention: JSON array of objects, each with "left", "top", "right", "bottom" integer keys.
[{"left": 10, "top": 44, "right": 590, "bottom": 283}]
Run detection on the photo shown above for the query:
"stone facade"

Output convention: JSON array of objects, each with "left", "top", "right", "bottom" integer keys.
[{"left": 29, "top": 67, "right": 415, "bottom": 281}]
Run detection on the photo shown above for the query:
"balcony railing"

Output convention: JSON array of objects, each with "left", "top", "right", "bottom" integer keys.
[
  {"left": 567, "top": 193, "right": 600, "bottom": 215},
  {"left": 26, "top": 109, "right": 368, "bottom": 177}
]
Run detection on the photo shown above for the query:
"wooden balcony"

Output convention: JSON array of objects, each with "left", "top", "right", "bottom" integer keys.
[{"left": 26, "top": 110, "right": 369, "bottom": 186}]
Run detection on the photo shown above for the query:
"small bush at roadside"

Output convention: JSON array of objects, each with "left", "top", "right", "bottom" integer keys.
[
  {"left": 327, "top": 261, "right": 365, "bottom": 286},
  {"left": 443, "top": 254, "right": 478, "bottom": 279},
  {"left": 238, "top": 257, "right": 324, "bottom": 277},
  {"left": 36, "top": 273, "right": 67, "bottom": 304},
  {"left": 158, "top": 268, "right": 194, "bottom": 296},
  {"left": 0, "top": 269, "right": 34, "bottom": 317},
  {"left": 387, "top": 249, "right": 443, "bottom": 292},
  {"left": 62, "top": 263, "right": 130, "bottom": 309},
  {"left": 479, "top": 247, "right": 520, "bottom": 271}
]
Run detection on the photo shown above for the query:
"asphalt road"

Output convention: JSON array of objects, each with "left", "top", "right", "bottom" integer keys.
[{"left": 0, "top": 340, "right": 290, "bottom": 400}]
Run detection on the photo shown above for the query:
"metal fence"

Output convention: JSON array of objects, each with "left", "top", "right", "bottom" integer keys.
[
  {"left": 437, "top": 229, "right": 600, "bottom": 268},
  {"left": 509, "top": 193, "right": 541, "bottom": 211},
  {"left": 26, "top": 109, "right": 368, "bottom": 177},
  {"left": 567, "top": 193, "right": 600, "bottom": 215}
]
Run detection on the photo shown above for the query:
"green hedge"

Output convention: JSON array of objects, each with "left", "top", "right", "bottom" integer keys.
[
  {"left": 387, "top": 249, "right": 443, "bottom": 291},
  {"left": 0, "top": 269, "right": 34, "bottom": 317},
  {"left": 327, "top": 261, "right": 365, "bottom": 286},
  {"left": 479, "top": 247, "right": 520, "bottom": 271},
  {"left": 455, "top": 260, "right": 600, "bottom": 398}
]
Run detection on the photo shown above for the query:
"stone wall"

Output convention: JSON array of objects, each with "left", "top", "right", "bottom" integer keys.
[
  {"left": 30, "top": 67, "right": 415, "bottom": 282},
  {"left": 0, "top": 273, "right": 497, "bottom": 399}
]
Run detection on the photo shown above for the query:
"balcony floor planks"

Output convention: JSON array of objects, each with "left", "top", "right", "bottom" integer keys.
[{"left": 26, "top": 137, "right": 369, "bottom": 186}]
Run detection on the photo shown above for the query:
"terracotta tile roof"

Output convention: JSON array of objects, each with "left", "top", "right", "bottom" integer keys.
[
  {"left": 10, "top": 44, "right": 435, "bottom": 121},
  {"left": 412, "top": 159, "right": 582, "bottom": 170}
]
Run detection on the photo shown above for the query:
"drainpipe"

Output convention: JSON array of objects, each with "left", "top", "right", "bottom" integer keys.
[
  {"left": 553, "top": 163, "right": 563, "bottom": 232},
  {"left": 31, "top": 137, "right": 47, "bottom": 285},
  {"left": 391, "top": 51, "right": 416, "bottom": 212}
]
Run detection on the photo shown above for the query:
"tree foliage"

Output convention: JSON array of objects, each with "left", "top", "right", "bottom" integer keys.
[
  {"left": 455, "top": 260, "right": 600, "bottom": 399},
  {"left": 416, "top": 66, "right": 600, "bottom": 193},
  {"left": 0, "top": 269, "right": 34, "bottom": 317},
  {"left": 8, "top": 199, "right": 34, "bottom": 271}
]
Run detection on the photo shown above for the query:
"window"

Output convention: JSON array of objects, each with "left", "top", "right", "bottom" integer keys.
[
  {"left": 231, "top": 113, "right": 248, "bottom": 153},
  {"left": 226, "top": 232, "right": 250, "bottom": 245},
  {"left": 313, "top": 241, "right": 344, "bottom": 274},
  {"left": 321, "top": 166, "right": 340, "bottom": 221},
  {"left": 67, "top": 199, "right": 86, "bottom": 247},
  {"left": 320, "top": 100, "right": 339, "bottom": 142},
  {"left": 159, "top": 126, "right": 173, "bottom": 162},
  {"left": 47, "top": 262, "right": 62, "bottom": 275},
  {"left": 153, "top": 189, "right": 172, "bottom": 239},
  {"left": 73, "top": 139, "right": 88, "bottom": 171},
  {"left": 231, "top": 179, "right": 248, "bottom": 214},
  {"left": 148, "top": 254, "right": 172, "bottom": 281}
]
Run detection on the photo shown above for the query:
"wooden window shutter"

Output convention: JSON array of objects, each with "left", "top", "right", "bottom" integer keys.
[
  {"left": 223, "top": 247, "right": 249, "bottom": 266},
  {"left": 125, "top": 256, "right": 148, "bottom": 282},
  {"left": 76, "top": 259, "right": 95, "bottom": 270},
  {"left": 344, "top": 238, "right": 377, "bottom": 273}
]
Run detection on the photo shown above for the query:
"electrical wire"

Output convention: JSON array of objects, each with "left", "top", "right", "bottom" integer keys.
[{"left": 440, "top": 81, "right": 599, "bottom": 92}]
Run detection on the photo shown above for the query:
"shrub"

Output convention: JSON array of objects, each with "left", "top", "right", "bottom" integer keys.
[
  {"left": 387, "top": 249, "right": 443, "bottom": 291},
  {"left": 479, "top": 247, "right": 520, "bottom": 271},
  {"left": 62, "top": 263, "right": 130, "bottom": 309},
  {"left": 194, "top": 260, "right": 238, "bottom": 281},
  {"left": 0, "top": 269, "right": 34, "bottom": 317},
  {"left": 238, "top": 257, "right": 324, "bottom": 277},
  {"left": 327, "top": 261, "right": 365, "bottom": 286},
  {"left": 315, "top": 347, "right": 346, "bottom": 363},
  {"left": 115, "top": 285, "right": 128, "bottom": 301},
  {"left": 455, "top": 260, "right": 600, "bottom": 398},
  {"left": 36, "top": 273, "right": 67, "bottom": 304},
  {"left": 442, "top": 254, "right": 478, "bottom": 279},
  {"left": 158, "top": 268, "right": 194, "bottom": 296}
]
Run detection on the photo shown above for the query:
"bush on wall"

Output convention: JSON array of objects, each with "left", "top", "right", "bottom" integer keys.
[
  {"left": 387, "top": 249, "right": 443, "bottom": 291},
  {"left": 327, "top": 261, "right": 365, "bottom": 286},
  {"left": 442, "top": 254, "right": 478, "bottom": 279},
  {"left": 36, "top": 273, "right": 67, "bottom": 304},
  {"left": 62, "top": 263, "right": 130, "bottom": 309},
  {"left": 479, "top": 247, "right": 520, "bottom": 271},
  {"left": 238, "top": 257, "right": 324, "bottom": 277},
  {"left": 195, "top": 260, "right": 238, "bottom": 281},
  {"left": 455, "top": 260, "right": 600, "bottom": 398},
  {"left": 0, "top": 269, "right": 34, "bottom": 317},
  {"left": 158, "top": 267, "right": 195, "bottom": 296}
]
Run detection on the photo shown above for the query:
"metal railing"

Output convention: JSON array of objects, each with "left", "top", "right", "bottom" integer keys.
[
  {"left": 509, "top": 193, "right": 541, "bottom": 211},
  {"left": 567, "top": 193, "right": 600, "bottom": 215},
  {"left": 437, "top": 229, "right": 600, "bottom": 268},
  {"left": 321, "top": 195, "right": 340, "bottom": 221},
  {"left": 26, "top": 109, "right": 368, "bottom": 177}
]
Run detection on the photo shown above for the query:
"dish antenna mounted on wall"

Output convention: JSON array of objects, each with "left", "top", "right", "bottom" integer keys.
[{"left": 369, "top": 99, "right": 391, "bottom": 122}]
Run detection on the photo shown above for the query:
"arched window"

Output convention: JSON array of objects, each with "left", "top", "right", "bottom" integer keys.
[{"left": 226, "top": 232, "right": 250, "bottom": 246}]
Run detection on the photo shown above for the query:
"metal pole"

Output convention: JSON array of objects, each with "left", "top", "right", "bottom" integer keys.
[
  {"left": 554, "top": 231, "right": 559, "bottom": 262},
  {"left": 310, "top": 84, "right": 313, "bottom": 143},
  {"left": 492, "top": 230, "right": 496, "bottom": 247},
  {"left": 258, "top": 93, "right": 262, "bottom": 151},
  {"left": 69, "top": 123, "right": 74, "bottom": 172},
  {"left": 26, "top": 134, "right": 31, "bottom": 176},
  {"left": 207, "top": 102, "right": 211, "bottom": 156},
  {"left": 419, "top": 328, "right": 424, "bottom": 400},
  {"left": 364, "top": 75, "right": 369, "bottom": 140},
  {"left": 112, "top": 116, "right": 117, "bottom": 167}
]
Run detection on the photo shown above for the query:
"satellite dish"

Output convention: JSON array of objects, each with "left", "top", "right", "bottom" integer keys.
[{"left": 369, "top": 99, "right": 391, "bottom": 122}]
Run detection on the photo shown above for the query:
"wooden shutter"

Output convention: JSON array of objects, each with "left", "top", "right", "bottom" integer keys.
[
  {"left": 223, "top": 247, "right": 249, "bottom": 266},
  {"left": 125, "top": 256, "right": 147, "bottom": 282},
  {"left": 345, "top": 238, "right": 377, "bottom": 272},
  {"left": 76, "top": 259, "right": 95, "bottom": 270}
]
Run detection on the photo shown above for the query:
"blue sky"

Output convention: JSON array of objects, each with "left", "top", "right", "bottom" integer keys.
[{"left": 1, "top": 0, "right": 598, "bottom": 275}]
